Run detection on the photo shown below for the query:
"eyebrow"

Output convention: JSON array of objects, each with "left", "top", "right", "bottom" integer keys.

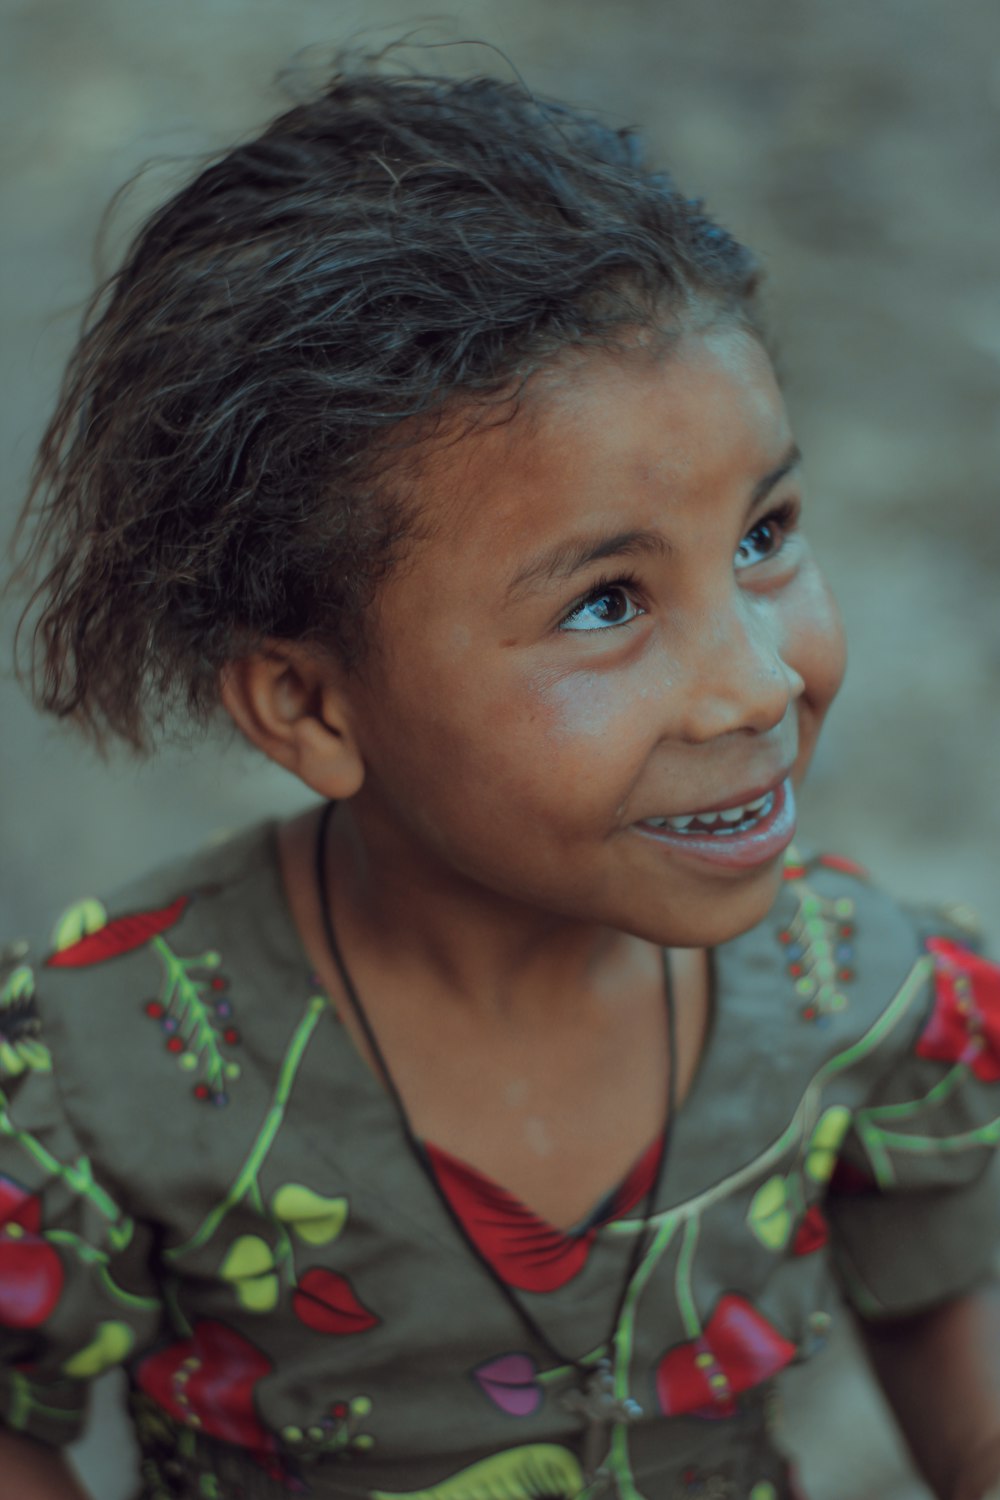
[{"left": 504, "top": 441, "right": 803, "bottom": 601}]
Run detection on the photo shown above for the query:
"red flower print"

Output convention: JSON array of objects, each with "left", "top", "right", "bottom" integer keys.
[
  {"left": 0, "top": 1176, "right": 64, "bottom": 1329},
  {"left": 293, "top": 1269, "right": 379, "bottom": 1335},
  {"left": 918, "top": 939, "right": 1000, "bottom": 1083},
  {"left": 791, "top": 1206, "right": 829, "bottom": 1257},
  {"left": 136, "top": 1320, "right": 274, "bottom": 1452},
  {"left": 656, "top": 1295, "right": 796, "bottom": 1419},
  {"left": 47, "top": 897, "right": 189, "bottom": 968}
]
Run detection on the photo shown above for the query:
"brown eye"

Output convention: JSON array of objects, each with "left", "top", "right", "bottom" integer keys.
[
  {"left": 560, "top": 582, "right": 644, "bottom": 632},
  {"left": 735, "top": 505, "right": 796, "bottom": 570}
]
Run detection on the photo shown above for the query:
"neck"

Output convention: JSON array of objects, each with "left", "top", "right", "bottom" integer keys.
[{"left": 286, "top": 799, "right": 662, "bottom": 1026}]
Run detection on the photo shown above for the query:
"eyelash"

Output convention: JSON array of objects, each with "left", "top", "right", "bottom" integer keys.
[
  {"left": 559, "top": 571, "right": 644, "bottom": 632},
  {"left": 559, "top": 501, "right": 801, "bottom": 631},
  {"left": 735, "top": 500, "right": 799, "bottom": 569}
]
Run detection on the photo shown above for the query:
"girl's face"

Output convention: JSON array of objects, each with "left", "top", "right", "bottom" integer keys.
[{"left": 347, "top": 326, "right": 845, "bottom": 949}]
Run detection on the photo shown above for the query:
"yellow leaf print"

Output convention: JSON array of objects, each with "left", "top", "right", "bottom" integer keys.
[
  {"left": 373, "top": 1444, "right": 585, "bottom": 1499},
  {"left": 64, "top": 1320, "right": 134, "bottom": 1378},
  {"left": 747, "top": 1175, "right": 792, "bottom": 1250},
  {"left": 805, "top": 1106, "right": 853, "bottom": 1184},
  {"left": 220, "top": 1234, "right": 279, "bottom": 1312},
  {"left": 0, "top": 964, "right": 34, "bottom": 1006},
  {"left": 0, "top": 964, "right": 51, "bottom": 1078},
  {"left": 51, "top": 899, "right": 108, "bottom": 953},
  {"left": 272, "top": 1183, "right": 348, "bottom": 1246}
]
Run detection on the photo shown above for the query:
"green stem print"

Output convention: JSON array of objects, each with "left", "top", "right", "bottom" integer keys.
[
  {"left": 672, "top": 1217, "right": 702, "bottom": 1340},
  {"left": 1, "top": 1371, "right": 79, "bottom": 1434},
  {"left": 601, "top": 1216, "right": 680, "bottom": 1500},
  {"left": 853, "top": 1064, "right": 1000, "bottom": 1182},
  {"left": 43, "top": 1229, "right": 160, "bottom": 1311},
  {"left": 165, "top": 994, "right": 326, "bottom": 1263},
  {"left": 870, "top": 1117, "right": 1000, "bottom": 1155},
  {"left": 607, "top": 954, "right": 934, "bottom": 1237},
  {"left": 854, "top": 1119, "right": 895, "bottom": 1188},
  {"left": 778, "top": 880, "right": 857, "bottom": 1021},
  {"left": 149, "top": 937, "right": 239, "bottom": 1101},
  {"left": 535, "top": 1348, "right": 606, "bottom": 1389},
  {"left": 0, "top": 1086, "right": 132, "bottom": 1250},
  {"left": 860, "top": 1063, "right": 966, "bottom": 1123}
]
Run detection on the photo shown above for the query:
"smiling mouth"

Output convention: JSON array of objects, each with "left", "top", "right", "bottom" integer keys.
[
  {"left": 642, "top": 790, "right": 775, "bottom": 837},
  {"left": 634, "top": 777, "right": 797, "bottom": 870}
]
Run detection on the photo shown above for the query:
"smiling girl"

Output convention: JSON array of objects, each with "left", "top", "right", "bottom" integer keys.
[{"left": 3, "top": 56, "right": 999, "bottom": 1500}]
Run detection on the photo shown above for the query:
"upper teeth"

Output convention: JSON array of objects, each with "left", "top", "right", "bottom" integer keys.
[{"left": 645, "top": 793, "right": 771, "bottom": 832}]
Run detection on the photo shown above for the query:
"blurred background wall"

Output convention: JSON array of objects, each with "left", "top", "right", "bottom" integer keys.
[{"left": 2, "top": 2, "right": 998, "bottom": 1497}]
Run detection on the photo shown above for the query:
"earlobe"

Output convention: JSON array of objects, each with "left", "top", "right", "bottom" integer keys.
[{"left": 218, "top": 645, "right": 365, "bottom": 801}]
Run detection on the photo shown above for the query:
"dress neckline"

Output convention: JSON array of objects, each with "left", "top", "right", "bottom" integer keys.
[{"left": 259, "top": 814, "right": 729, "bottom": 1234}]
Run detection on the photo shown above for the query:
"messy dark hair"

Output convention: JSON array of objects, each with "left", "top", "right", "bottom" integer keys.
[{"left": 11, "top": 51, "right": 763, "bottom": 752}]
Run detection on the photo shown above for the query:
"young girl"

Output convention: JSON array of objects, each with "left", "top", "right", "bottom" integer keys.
[{"left": 3, "top": 57, "right": 999, "bottom": 1500}]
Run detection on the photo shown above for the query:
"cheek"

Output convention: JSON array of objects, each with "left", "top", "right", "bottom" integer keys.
[{"left": 534, "top": 669, "right": 635, "bottom": 742}]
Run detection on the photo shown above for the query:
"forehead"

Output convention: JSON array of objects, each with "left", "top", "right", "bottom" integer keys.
[{"left": 401, "top": 326, "right": 790, "bottom": 587}]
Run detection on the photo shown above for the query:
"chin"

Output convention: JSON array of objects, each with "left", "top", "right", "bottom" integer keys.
[{"left": 620, "top": 861, "right": 786, "bottom": 951}]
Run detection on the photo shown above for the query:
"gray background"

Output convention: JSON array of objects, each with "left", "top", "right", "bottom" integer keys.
[{"left": 2, "top": 2, "right": 998, "bottom": 1496}]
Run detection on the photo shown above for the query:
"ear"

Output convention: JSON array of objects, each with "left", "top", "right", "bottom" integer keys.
[{"left": 219, "top": 643, "right": 365, "bottom": 801}]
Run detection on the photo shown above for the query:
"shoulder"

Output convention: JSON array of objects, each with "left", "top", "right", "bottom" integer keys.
[
  {"left": 43, "top": 819, "right": 295, "bottom": 972},
  {"left": 767, "top": 843, "right": 997, "bottom": 1083},
  {"left": 777, "top": 855, "right": 1000, "bottom": 1315},
  {"left": 26, "top": 818, "right": 293, "bottom": 1014},
  {"left": 2, "top": 821, "right": 313, "bottom": 1186}
]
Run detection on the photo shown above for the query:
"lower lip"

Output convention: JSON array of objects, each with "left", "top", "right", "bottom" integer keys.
[{"left": 634, "top": 779, "right": 797, "bottom": 870}]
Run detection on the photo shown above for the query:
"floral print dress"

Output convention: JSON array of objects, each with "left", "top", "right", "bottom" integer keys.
[{"left": 0, "top": 821, "right": 998, "bottom": 1500}]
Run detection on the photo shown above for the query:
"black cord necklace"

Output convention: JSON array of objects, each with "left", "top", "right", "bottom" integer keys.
[{"left": 314, "top": 802, "right": 677, "bottom": 1495}]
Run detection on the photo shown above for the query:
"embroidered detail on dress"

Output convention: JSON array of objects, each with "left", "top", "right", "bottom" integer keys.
[
  {"left": 369, "top": 1444, "right": 585, "bottom": 1500},
  {"left": 134, "top": 1321, "right": 290, "bottom": 1483},
  {"left": 63, "top": 1319, "right": 135, "bottom": 1378},
  {"left": 279, "top": 1394, "right": 375, "bottom": 1462},
  {"left": 746, "top": 1174, "right": 831, "bottom": 1256},
  {"left": 131, "top": 1389, "right": 306, "bottom": 1497},
  {"left": 656, "top": 1295, "right": 797, "bottom": 1419},
  {"left": 777, "top": 861, "right": 857, "bottom": 1023},
  {"left": 271, "top": 1183, "right": 348, "bottom": 1246},
  {"left": 142, "top": 937, "right": 242, "bottom": 1105},
  {"left": 0, "top": 1175, "right": 65, "bottom": 1328},
  {"left": 790, "top": 1205, "right": 829, "bottom": 1256},
  {"left": 0, "top": 961, "right": 50, "bottom": 1077},
  {"left": 42, "top": 894, "right": 245, "bottom": 1103},
  {"left": 292, "top": 1266, "right": 379, "bottom": 1334},
  {"left": 803, "top": 1106, "right": 853, "bottom": 1184},
  {"left": 47, "top": 897, "right": 186, "bottom": 966},
  {"left": 919, "top": 938, "right": 1000, "bottom": 1082},
  {"left": 473, "top": 1352, "right": 544, "bottom": 1417}
]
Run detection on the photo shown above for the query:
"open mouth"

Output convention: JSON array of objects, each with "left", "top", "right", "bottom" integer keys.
[
  {"left": 635, "top": 778, "right": 796, "bottom": 869},
  {"left": 642, "top": 790, "right": 775, "bottom": 838}
]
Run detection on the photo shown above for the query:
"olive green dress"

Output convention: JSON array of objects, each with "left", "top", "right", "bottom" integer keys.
[{"left": 0, "top": 821, "right": 998, "bottom": 1500}]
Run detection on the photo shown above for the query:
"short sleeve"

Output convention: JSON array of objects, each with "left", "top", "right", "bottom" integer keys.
[
  {"left": 827, "top": 914, "right": 1000, "bottom": 1318},
  {"left": 0, "top": 943, "right": 165, "bottom": 1447}
]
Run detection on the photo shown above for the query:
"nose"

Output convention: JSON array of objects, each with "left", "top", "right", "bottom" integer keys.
[{"left": 674, "top": 596, "right": 804, "bottom": 743}]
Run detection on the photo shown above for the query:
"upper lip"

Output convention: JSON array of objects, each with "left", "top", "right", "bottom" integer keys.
[{"left": 643, "top": 768, "right": 793, "bottom": 820}]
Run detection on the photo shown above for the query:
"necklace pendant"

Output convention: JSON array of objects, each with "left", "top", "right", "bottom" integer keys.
[
  {"left": 561, "top": 1358, "right": 642, "bottom": 1495},
  {"left": 563, "top": 1357, "right": 643, "bottom": 1426}
]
